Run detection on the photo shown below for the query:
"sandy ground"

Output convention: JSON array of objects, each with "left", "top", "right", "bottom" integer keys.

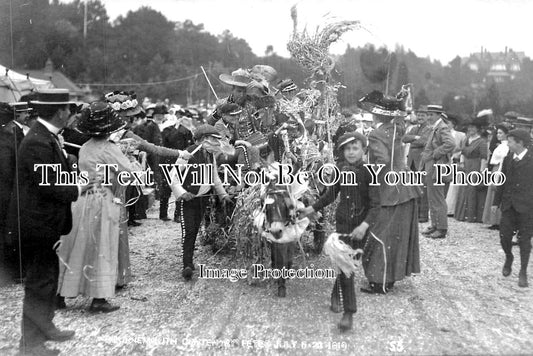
[{"left": 1, "top": 201, "right": 532, "bottom": 356}]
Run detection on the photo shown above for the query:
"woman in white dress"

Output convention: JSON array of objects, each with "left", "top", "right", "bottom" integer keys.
[
  {"left": 482, "top": 124, "right": 509, "bottom": 228},
  {"left": 57, "top": 102, "right": 133, "bottom": 313}
]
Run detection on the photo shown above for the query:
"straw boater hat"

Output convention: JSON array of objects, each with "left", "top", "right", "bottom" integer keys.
[
  {"left": 426, "top": 104, "right": 445, "bottom": 114},
  {"left": 76, "top": 101, "right": 126, "bottom": 137},
  {"left": 9, "top": 101, "right": 33, "bottom": 113},
  {"left": 30, "top": 89, "right": 77, "bottom": 115},
  {"left": 357, "top": 90, "right": 407, "bottom": 117},
  {"left": 104, "top": 91, "right": 142, "bottom": 117},
  {"left": 30, "top": 88, "right": 76, "bottom": 106}
]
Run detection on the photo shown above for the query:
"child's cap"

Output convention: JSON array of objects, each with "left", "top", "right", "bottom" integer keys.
[{"left": 337, "top": 132, "right": 367, "bottom": 150}]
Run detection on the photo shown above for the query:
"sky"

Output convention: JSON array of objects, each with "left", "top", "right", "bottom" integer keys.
[{"left": 76, "top": 0, "right": 533, "bottom": 64}]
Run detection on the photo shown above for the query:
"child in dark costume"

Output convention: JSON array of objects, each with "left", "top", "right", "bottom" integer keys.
[{"left": 298, "top": 132, "right": 380, "bottom": 331}]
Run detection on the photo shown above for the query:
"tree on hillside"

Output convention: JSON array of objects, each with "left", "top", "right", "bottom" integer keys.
[
  {"left": 414, "top": 88, "right": 430, "bottom": 107},
  {"left": 478, "top": 82, "right": 501, "bottom": 115}
]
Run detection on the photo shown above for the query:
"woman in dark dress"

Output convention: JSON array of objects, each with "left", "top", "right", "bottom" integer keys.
[
  {"left": 454, "top": 117, "right": 488, "bottom": 223},
  {"left": 358, "top": 91, "right": 421, "bottom": 294}
]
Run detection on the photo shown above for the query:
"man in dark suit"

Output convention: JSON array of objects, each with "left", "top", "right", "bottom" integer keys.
[
  {"left": 0, "top": 102, "right": 32, "bottom": 285},
  {"left": 493, "top": 129, "right": 533, "bottom": 288},
  {"left": 419, "top": 105, "right": 456, "bottom": 239},
  {"left": 402, "top": 106, "right": 432, "bottom": 222},
  {"left": 18, "top": 89, "right": 97, "bottom": 355}
]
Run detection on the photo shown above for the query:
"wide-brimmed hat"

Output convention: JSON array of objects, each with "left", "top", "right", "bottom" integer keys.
[
  {"left": 446, "top": 113, "right": 461, "bottom": 126},
  {"left": 9, "top": 102, "right": 33, "bottom": 112},
  {"left": 104, "top": 91, "right": 142, "bottom": 117},
  {"left": 467, "top": 115, "right": 489, "bottom": 128},
  {"left": 219, "top": 73, "right": 252, "bottom": 87},
  {"left": 30, "top": 89, "right": 76, "bottom": 106},
  {"left": 357, "top": 90, "right": 406, "bottom": 117},
  {"left": 194, "top": 124, "right": 222, "bottom": 141},
  {"left": 250, "top": 65, "right": 278, "bottom": 83},
  {"left": 76, "top": 101, "right": 126, "bottom": 137}
]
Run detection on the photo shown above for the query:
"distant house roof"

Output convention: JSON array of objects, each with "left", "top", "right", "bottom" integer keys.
[{"left": 15, "top": 59, "right": 89, "bottom": 99}]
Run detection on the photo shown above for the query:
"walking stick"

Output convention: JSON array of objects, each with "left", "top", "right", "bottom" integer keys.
[{"left": 201, "top": 66, "right": 219, "bottom": 101}]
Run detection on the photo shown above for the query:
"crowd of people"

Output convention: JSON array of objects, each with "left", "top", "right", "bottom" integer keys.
[{"left": 0, "top": 63, "right": 532, "bottom": 355}]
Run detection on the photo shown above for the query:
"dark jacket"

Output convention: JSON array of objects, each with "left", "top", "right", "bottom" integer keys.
[
  {"left": 312, "top": 160, "right": 380, "bottom": 234},
  {"left": 0, "top": 122, "right": 24, "bottom": 232},
  {"left": 134, "top": 119, "right": 162, "bottom": 146},
  {"left": 402, "top": 122, "right": 431, "bottom": 170},
  {"left": 134, "top": 120, "right": 162, "bottom": 171},
  {"left": 17, "top": 120, "right": 79, "bottom": 249},
  {"left": 368, "top": 120, "right": 421, "bottom": 206},
  {"left": 493, "top": 150, "right": 533, "bottom": 214},
  {"left": 162, "top": 125, "right": 193, "bottom": 151},
  {"left": 161, "top": 125, "right": 194, "bottom": 174}
]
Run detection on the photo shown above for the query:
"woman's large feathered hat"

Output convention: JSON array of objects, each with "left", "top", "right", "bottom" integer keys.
[
  {"left": 76, "top": 101, "right": 126, "bottom": 137},
  {"left": 357, "top": 90, "right": 407, "bottom": 117}
]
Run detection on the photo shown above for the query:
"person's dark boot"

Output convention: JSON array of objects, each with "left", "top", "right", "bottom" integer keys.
[
  {"left": 277, "top": 278, "right": 286, "bottom": 298},
  {"left": 182, "top": 266, "right": 193, "bottom": 281},
  {"left": 421, "top": 226, "right": 437, "bottom": 235},
  {"left": 43, "top": 326, "right": 75, "bottom": 341},
  {"left": 429, "top": 229, "right": 447, "bottom": 239},
  {"left": 518, "top": 270, "right": 528, "bottom": 287},
  {"left": 502, "top": 255, "right": 513, "bottom": 277},
  {"left": 361, "top": 283, "right": 387, "bottom": 294},
  {"left": 127, "top": 220, "right": 141, "bottom": 227},
  {"left": 338, "top": 312, "right": 353, "bottom": 332},
  {"left": 330, "top": 295, "right": 342, "bottom": 313},
  {"left": 89, "top": 298, "right": 120, "bottom": 313},
  {"left": 313, "top": 231, "right": 325, "bottom": 255}
]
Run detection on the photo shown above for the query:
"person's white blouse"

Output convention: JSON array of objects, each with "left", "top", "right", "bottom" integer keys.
[{"left": 489, "top": 140, "right": 509, "bottom": 170}]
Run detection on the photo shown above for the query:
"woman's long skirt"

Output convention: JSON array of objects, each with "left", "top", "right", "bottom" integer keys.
[
  {"left": 362, "top": 199, "right": 420, "bottom": 284},
  {"left": 57, "top": 189, "right": 120, "bottom": 298},
  {"left": 482, "top": 184, "right": 501, "bottom": 225}
]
